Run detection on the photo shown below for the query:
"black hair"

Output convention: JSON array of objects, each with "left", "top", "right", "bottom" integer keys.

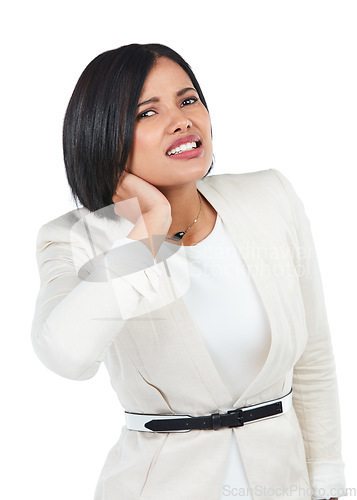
[{"left": 63, "top": 43, "right": 214, "bottom": 219}]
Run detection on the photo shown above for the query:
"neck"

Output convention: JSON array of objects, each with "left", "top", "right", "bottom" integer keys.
[{"left": 156, "top": 182, "right": 203, "bottom": 237}]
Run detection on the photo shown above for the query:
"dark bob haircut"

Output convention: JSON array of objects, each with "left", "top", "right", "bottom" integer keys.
[{"left": 63, "top": 43, "right": 214, "bottom": 219}]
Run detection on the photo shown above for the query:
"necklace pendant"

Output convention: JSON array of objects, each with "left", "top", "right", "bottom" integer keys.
[{"left": 173, "top": 231, "right": 186, "bottom": 240}]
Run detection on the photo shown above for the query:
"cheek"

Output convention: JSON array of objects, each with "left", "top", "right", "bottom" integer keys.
[
  {"left": 127, "top": 129, "right": 163, "bottom": 176},
  {"left": 198, "top": 109, "right": 212, "bottom": 134},
  {"left": 131, "top": 128, "right": 161, "bottom": 161}
]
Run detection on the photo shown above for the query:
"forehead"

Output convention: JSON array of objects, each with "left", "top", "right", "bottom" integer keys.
[{"left": 140, "top": 57, "right": 193, "bottom": 96}]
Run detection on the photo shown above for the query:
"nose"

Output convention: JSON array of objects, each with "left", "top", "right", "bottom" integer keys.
[{"left": 167, "top": 108, "right": 192, "bottom": 134}]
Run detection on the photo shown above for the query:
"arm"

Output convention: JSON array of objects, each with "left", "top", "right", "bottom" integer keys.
[
  {"left": 270, "top": 169, "right": 347, "bottom": 500},
  {"left": 30, "top": 221, "right": 163, "bottom": 381}
]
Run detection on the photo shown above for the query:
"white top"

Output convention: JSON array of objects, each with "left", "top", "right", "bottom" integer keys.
[{"left": 164, "top": 213, "right": 271, "bottom": 499}]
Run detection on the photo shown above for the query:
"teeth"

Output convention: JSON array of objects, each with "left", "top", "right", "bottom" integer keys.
[{"left": 167, "top": 141, "right": 198, "bottom": 156}]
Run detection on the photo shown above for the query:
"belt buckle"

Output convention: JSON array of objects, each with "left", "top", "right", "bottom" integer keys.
[{"left": 226, "top": 407, "right": 244, "bottom": 427}]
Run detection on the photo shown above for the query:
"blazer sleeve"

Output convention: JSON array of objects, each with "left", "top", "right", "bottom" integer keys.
[
  {"left": 31, "top": 222, "right": 162, "bottom": 381},
  {"left": 270, "top": 169, "right": 347, "bottom": 499}
]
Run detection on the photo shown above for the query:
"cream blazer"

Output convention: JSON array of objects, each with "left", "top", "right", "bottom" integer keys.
[{"left": 31, "top": 168, "right": 346, "bottom": 500}]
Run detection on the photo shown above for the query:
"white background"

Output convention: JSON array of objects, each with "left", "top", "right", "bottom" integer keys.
[{"left": 1, "top": 1, "right": 356, "bottom": 498}]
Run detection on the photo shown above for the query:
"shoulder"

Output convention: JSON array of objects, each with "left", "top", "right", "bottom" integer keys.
[
  {"left": 197, "top": 169, "right": 307, "bottom": 236},
  {"left": 34, "top": 204, "right": 133, "bottom": 256},
  {"left": 35, "top": 207, "right": 95, "bottom": 248},
  {"left": 37, "top": 207, "right": 88, "bottom": 235},
  {"left": 198, "top": 168, "right": 289, "bottom": 192},
  {"left": 197, "top": 168, "right": 295, "bottom": 209}
]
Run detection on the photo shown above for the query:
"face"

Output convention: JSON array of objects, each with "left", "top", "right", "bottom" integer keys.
[{"left": 124, "top": 57, "right": 213, "bottom": 187}]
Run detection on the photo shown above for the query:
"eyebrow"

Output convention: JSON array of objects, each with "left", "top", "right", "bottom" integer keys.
[{"left": 137, "top": 87, "right": 197, "bottom": 108}]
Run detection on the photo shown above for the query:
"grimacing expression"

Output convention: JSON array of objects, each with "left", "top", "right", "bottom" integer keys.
[{"left": 125, "top": 57, "right": 213, "bottom": 187}]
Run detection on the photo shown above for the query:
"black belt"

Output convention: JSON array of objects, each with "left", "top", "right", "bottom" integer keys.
[{"left": 125, "top": 388, "right": 293, "bottom": 432}]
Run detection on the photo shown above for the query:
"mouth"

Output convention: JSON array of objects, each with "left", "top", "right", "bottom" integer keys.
[
  {"left": 165, "top": 140, "right": 203, "bottom": 161},
  {"left": 166, "top": 139, "right": 202, "bottom": 157}
]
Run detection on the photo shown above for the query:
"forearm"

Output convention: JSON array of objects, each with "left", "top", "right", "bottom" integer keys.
[{"left": 31, "top": 222, "right": 165, "bottom": 381}]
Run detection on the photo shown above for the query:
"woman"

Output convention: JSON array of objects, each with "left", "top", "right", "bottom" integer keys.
[{"left": 31, "top": 43, "right": 346, "bottom": 500}]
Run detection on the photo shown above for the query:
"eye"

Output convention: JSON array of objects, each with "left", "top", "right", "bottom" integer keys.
[
  {"left": 137, "top": 109, "right": 156, "bottom": 120},
  {"left": 136, "top": 96, "right": 199, "bottom": 120},
  {"left": 181, "top": 97, "right": 198, "bottom": 107}
]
